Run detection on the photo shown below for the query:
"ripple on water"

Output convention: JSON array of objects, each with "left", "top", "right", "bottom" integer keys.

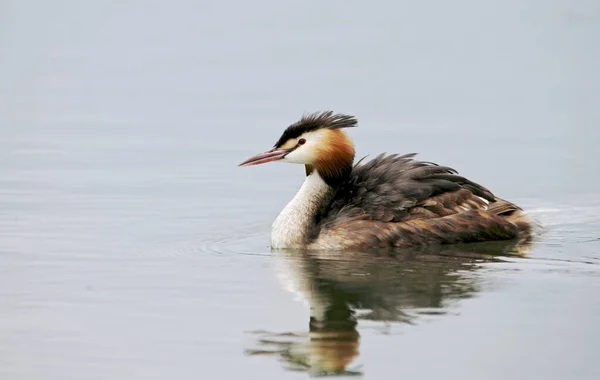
[
  {"left": 128, "top": 195, "right": 600, "bottom": 264},
  {"left": 129, "top": 221, "right": 271, "bottom": 259},
  {"left": 521, "top": 196, "right": 600, "bottom": 263}
]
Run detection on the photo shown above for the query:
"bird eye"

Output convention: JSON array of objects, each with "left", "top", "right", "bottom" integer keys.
[{"left": 298, "top": 138, "right": 306, "bottom": 145}]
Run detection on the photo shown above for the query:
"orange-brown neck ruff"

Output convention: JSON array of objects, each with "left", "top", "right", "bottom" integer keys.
[{"left": 313, "top": 129, "right": 355, "bottom": 187}]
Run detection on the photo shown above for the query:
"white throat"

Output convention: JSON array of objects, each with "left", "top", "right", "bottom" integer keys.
[{"left": 271, "top": 172, "right": 331, "bottom": 249}]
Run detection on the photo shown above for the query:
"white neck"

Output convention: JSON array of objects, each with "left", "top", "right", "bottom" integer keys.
[{"left": 271, "top": 172, "right": 332, "bottom": 249}]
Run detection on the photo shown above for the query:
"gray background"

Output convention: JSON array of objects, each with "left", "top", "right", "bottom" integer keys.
[{"left": 1, "top": 1, "right": 599, "bottom": 379}]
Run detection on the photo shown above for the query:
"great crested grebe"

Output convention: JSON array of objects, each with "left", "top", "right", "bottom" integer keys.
[{"left": 239, "top": 111, "right": 533, "bottom": 250}]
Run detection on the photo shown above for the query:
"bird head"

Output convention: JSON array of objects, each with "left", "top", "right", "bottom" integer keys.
[{"left": 239, "top": 111, "right": 356, "bottom": 183}]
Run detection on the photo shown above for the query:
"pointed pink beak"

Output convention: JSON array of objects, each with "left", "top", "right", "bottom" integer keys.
[{"left": 239, "top": 148, "right": 288, "bottom": 167}]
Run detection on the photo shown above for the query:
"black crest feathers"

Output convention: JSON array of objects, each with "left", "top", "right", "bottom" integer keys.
[{"left": 274, "top": 111, "right": 357, "bottom": 148}]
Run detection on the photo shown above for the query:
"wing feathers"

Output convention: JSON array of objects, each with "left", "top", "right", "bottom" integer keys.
[{"left": 311, "top": 153, "right": 532, "bottom": 248}]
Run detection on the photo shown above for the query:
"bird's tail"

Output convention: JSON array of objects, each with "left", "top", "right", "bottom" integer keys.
[{"left": 488, "top": 198, "right": 539, "bottom": 244}]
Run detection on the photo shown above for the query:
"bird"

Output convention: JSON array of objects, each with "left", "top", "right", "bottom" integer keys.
[{"left": 239, "top": 111, "right": 534, "bottom": 250}]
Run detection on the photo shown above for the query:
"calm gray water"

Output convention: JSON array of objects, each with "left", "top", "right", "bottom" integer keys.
[{"left": 2, "top": 1, "right": 600, "bottom": 379}]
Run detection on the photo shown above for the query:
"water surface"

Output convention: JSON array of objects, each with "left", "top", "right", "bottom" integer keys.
[{"left": 1, "top": 1, "right": 599, "bottom": 379}]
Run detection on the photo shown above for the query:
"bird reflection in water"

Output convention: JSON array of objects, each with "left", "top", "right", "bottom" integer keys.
[{"left": 245, "top": 241, "right": 531, "bottom": 376}]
